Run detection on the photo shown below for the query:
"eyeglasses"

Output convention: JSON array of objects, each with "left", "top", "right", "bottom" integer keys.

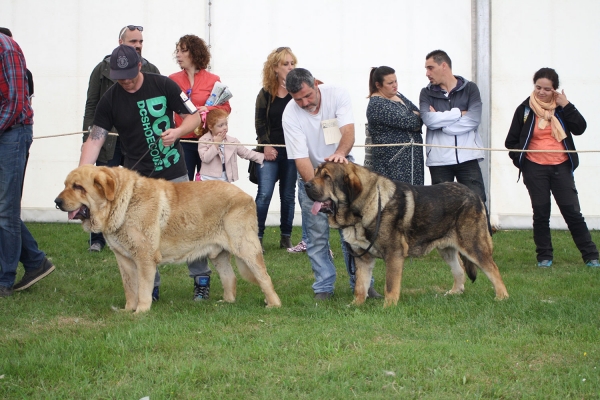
[
  {"left": 119, "top": 25, "right": 143, "bottom": 38},
  {"left": 276, "top": 46, "right": 291, "bottom": 53}
]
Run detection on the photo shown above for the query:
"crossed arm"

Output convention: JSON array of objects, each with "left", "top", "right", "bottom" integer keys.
[{"left": 419, "top": 86, "right": 482, "bottom": 135}]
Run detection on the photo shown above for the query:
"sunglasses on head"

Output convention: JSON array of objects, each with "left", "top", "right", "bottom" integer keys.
[
  {"left": 119, "top": 25, "right": 143, "bottom": 38},
  {"left": 276, "top": 46, "right": 291, "bottom": 53}
]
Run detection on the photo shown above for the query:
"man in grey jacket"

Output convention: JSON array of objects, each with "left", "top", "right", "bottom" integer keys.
[
  {"left": 419, "top": 49, "right": 487, "bottom": 210},
  {"left": 82, "top": 25, "right": 160, "bottom": 252}
]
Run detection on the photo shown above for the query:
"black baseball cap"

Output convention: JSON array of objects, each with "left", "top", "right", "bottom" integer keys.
[{"left": 109, "top": 45, "right": 141, "bottom": 80}]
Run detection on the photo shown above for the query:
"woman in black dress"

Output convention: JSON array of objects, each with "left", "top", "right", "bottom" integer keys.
[{"left": 366, "top": 66, "right": 424, "bottom": 184}]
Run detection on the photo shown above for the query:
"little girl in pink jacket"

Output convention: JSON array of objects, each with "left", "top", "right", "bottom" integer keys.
[{"left": 196, "top": 109, "right": 264, "bottom": 182}]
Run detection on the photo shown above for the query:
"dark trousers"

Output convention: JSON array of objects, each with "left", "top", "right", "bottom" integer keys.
[
  {"left": 522, "top": 158, "right": 598, "bottom": 262},
  {"left": 181, "top": 140, "right": 201, "bottom": 181},
  {"left": 429, "top": 159, "right": 492, "bottom": 233},
  {"left": 90, "top": 139, "right": 123, "bottom": 247}
]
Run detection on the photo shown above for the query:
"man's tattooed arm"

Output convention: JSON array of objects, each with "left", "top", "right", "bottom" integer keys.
[
  {"left": 79, "top": 125, "right": 107, "bottom": 165},
  {"left": 89, "top": 125, "right": 108, "bottom": 140}
]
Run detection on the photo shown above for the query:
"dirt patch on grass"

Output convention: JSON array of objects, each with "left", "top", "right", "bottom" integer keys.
[
  {"left": 53, "top": 316, "right": 104, "bottom": 328},
  {"left": 3, "top": 315, "right": 106, "bottom": 341}
]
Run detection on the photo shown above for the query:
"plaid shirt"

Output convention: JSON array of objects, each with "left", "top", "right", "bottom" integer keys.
[{"left": 0, "top": 33, "right": 33, "bottom": 132}]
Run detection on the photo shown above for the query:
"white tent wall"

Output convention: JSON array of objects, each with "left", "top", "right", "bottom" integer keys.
[
  {"left": 2, "top": 0, "right": 209, "bottom": 221},
  {"left": 209, "top": 0, "right": 471, "bottom": 228},
  {"left": 1, "top": 0, "right": 598, "bottom": 229}
]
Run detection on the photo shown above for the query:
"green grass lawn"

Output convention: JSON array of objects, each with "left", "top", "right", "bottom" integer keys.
[{"left": 1, "top": 223, "right": 599, "bottom": 399}]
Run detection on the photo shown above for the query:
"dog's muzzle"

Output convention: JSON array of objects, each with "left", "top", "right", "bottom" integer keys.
[{"left": 55, "top": 198, "right": 90, "bottom": 220}]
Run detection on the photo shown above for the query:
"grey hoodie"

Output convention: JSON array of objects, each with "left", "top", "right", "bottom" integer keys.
[{"left": 419, "top": 76, "right": 484, "bottom": 167}]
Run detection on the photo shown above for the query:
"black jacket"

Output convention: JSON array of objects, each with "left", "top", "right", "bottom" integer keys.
[{"left": 505, "top": 97, "right": 586, "bottom": 175}]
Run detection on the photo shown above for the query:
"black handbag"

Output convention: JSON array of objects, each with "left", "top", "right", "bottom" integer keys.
[{"left": 248, "top": 159, "right": 258, "bottom": 184}]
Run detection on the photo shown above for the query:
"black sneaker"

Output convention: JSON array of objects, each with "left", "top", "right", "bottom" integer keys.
[
  {"left": 0, "top": 285, "right": 13, "bottom": 297},
  {"left": 314, "top": 292, "right": 333, "bottom": 300},
  {"left": 193, "top": 275, "right": 210, "bottom": 301},
  {"left": 13, "top": 258, "right": 55, "bottom": 291},
  {"left": 152, "top": 286, "right": 160, "bottom": 302},
  {"left": 88, "top": 242, "right": 103, "bottom": 252},
  {"left": 367, "top": 287, "right": 384, "bottom": 299}
]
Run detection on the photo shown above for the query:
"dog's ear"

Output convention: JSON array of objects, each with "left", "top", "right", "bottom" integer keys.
[
  {"left": 343, "top": 165, "right": 363, "bottom": 203},
  {"left": 94, "top": 168, "right": 116, "bottom": 201}
]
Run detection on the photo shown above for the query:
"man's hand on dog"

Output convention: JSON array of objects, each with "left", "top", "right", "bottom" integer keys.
[{"left": 325, "top": 152, "right": 349, "bottom": 164}]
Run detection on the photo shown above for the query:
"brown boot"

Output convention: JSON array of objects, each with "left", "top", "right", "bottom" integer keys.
[{"left": 280, "top": 235, "right": 292, "bottom": 249}]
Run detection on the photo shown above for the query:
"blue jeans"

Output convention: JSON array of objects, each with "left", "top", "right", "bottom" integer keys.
[
  {"left": 298, "top": 177, "right": 373, "bottom": 294},
  {"left": 255, "top": 152, "right": 297, "bottom": 238},
  {"left": 181, "top": 140, "right": 201, "bottom": 181},
  {"left": 0, "top": 125, "right": 46, "bottom": 288}
]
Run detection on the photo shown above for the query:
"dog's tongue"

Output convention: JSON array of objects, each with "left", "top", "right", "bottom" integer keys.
[
  {"left": 68, "top": 208, "right": 79, "bottom": 220},
  {"left": 311, "top": 201, "right": 322, "bottom": 216}
]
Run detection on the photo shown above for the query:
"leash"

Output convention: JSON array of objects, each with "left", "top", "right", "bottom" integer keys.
[
  {"left": 129, "top": 131, "right": 164, "bottom": 179},
  {"left": 388, "top": 138, "right": 416, "bottom": 185},
  {"left": 350, "top": 187, "right": 382, "bottom": 258}
]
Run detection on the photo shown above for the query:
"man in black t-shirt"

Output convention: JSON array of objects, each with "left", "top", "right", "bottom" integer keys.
[
  {"left": 83, "top": 25, "right": 160, "bottom": 253},
  {"left": 83, "top": 45, "right": 196, "bottom": 179},
  {"left": 80, "top": 44, "right": 212, "bottom": 302}
]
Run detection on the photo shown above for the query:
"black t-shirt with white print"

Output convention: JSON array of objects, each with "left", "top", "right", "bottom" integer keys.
[{"left": 94, "top": 72, "right": 193, "bottom": 180}]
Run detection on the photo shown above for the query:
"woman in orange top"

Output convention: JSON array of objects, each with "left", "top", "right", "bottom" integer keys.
[
  {"left": 169, "top": 35, "right": 231, "bottom": 181},
  {"left": 505, "top": 67, "right": 598, "bottom": 268}
]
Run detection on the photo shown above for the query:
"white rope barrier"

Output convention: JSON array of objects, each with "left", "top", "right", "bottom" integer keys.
[{"left": 33, "top": 130, "right": 600, "bottom": 153}]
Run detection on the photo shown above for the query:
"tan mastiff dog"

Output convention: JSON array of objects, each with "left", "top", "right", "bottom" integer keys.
[{"left": 55, "top": 165, "right": 281, "bottom": 313}]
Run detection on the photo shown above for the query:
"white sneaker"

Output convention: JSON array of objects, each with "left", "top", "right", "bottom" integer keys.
[{"left": 287, "top": 241, "right": 307, "bottom": 253}]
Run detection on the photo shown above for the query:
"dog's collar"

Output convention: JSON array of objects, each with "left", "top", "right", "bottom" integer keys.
[{"left": 350, "top": 187, "right": 382, "bottom": 258}]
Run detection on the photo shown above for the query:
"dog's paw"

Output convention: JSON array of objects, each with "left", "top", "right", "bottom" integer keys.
[
  {"left": 111, "top": 306, "right": 134, "bottom": 313},
  {"left": 265, "top": 299, "right": 281, "bottom": 308},
  {"left": 264, "top": 293, "right": 281, "bottom": 308},
  {"left": 351, "top": 296, "right": 366, "bottom": 306},
  {"left": 383, "top": 298, "right": 398, "bottom": 308},
  {"left": 444, "top": 287, "right": 465, "bottom": 296},
  {"left": 495, "top": 292, "right": 509, "bottom": 301}
]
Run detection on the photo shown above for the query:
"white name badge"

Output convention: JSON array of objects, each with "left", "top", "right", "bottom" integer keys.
[
  {"left": 180, "top": 91, "right": 197, "bottom": 114},
  {"left": 321, "top": 118, "right": 341, "bottom": 145}
]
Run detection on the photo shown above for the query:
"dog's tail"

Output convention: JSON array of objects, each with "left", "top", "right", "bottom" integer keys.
[{"left": 461, "top": 254, "right": 478, "bottom": 283}]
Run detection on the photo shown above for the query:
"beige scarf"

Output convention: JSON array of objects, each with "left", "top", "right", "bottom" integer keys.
[{"left": 528, "top": 92, "right": 566, "bottom": 142}]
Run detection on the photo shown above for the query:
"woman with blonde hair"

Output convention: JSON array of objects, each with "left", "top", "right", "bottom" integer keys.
[{"left": 254, "top": 47, "right": 298, "bottom": 251}]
